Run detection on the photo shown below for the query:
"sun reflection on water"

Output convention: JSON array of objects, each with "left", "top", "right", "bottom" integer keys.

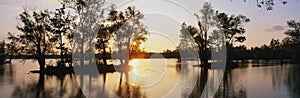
[
  {"left": 129, "top": 59, "right": 139, "bottom": 69},
  {"left": 129, "top": 59, "right": 152, "bottom": 78}
]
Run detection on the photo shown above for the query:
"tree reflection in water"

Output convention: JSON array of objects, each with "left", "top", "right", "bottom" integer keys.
[
  {"left": 0, "top": 64, "right": 15, "bottom": 84},
  {"left": 286, "top": 65, "right": 300, "bottom": 97},
  {"left": 1, "top": 60, "right": 300, "bottom": 98},
  {"left": 214, "top": 69, "right": 247, "bottom": 98},
  {"left": 11, "top": 73, "right": 84, "bottom": 98},
  {"left": 189, "top": 66, "right": 248, "bottom": 98},
  {"left": 114, "top": 72, "right": 146, "bottom": 98}
]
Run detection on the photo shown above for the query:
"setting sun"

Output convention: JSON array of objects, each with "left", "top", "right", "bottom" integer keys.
[{"left": 129, "top": 59, "right": 139, "bottom": 68}]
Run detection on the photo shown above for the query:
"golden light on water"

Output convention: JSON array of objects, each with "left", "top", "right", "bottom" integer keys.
[
  {"left": 127, "top": 58, "right": 168, "bottom": 88},
  {"left": 129, "top": 59, "right": 152, "bottom": 77},
  {"left": 129, "top": 59, "right": 139, "bottom": 68}
]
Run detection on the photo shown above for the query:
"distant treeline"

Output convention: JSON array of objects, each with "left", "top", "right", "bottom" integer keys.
[
  {"left": 160, "top": 39, "right": 299, "bottom": 63},
  {"left": 0, "top": 53, "right": 179, "bottom": 59}
]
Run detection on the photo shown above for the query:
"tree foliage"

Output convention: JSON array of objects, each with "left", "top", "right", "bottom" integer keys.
[
  {"left": 108, "top": 6, "right": 149, "bottom": 65},
  {"left": 49, "top": 5, "right": 76, "bottom": 56},
  {"left": 240, "top": 0, "right": 288, "bottom": 10},
  {"left": 180, "top": 2, "right": 250, "bottom": 63},
  {"left": 282, "top": 20, "right": 300, "bottom": 62},
  {"left": 62, "top": 0, "right": 107, "bottom": 66},
  {"left": 16, "top": 9, "right": 54, "bottom": 71},
  {"left": 215, "top": 12, "right": 250, "bottom": 46}
]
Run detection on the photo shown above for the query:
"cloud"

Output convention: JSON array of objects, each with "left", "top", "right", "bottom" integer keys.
[
  {"left": 0, "top": 2, "right": 7, "bottom": 7},
  {"left": 266, "top": 25, "right": 288, "bottom": 32}
]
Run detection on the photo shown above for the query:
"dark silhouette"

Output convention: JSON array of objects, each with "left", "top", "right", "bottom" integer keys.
[
  {"left": 11, "top": 6, "right": 76, "bottom": 73},
  {"left": 194, "top": 2, "right": 216, "bottom": 66},
  {"left": 62, "top": 0, "right": 106, "bottom": 67},
  {"left": 95, "top": 5, "right": 147, "bottom": 66},
  {"left": 108, "top": 6, "right": 149, "bottom": 67},
  {"left": 95, "top": 24, "right": 112, "bottom": 66},
  {"left": 15, "top": 9, "right": 53, "bottom": 72},
  {"left": 282, "top": 20, "right": 300, "bottom": 63},
  {"left": 179, "top": 2, "right": 250, "bottom": 67},
  {"left": 48, "top": 5, "right": 75, "bottom": 67},
  {"left": 235, "top": 0, "right": 288, "bottom": 11},
  {"left": 0, "top": 41, "right": 5, "bottom": 64},
  {"left": 213, "top": 12, "right": 250, "bottom": 64}
]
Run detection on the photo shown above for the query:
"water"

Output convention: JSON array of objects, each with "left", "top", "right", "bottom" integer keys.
[{"left": 0, "top": 59, "right": 299, "bottom": 98}]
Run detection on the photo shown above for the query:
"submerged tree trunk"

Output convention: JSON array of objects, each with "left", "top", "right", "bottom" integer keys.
[
  {"left": 37, "top": 53, "right": 46, "bottom": 73},
  {"left": 37, "top": 43, "right": 46, "bottom": 73},
  {"left": 199, "top": 45, "right": 209, "bottom": 66}
]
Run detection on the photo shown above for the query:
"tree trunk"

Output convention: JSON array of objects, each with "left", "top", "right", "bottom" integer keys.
[
  {"left": 37, "top": 53, "right": 46, "bottom": 73},
  {"left": 37, "top": 43, "right": 45, "bottom": 73},
  {"left": 101, "top": 40, "right": 108, "bottom": 66},
  {"left": 124, "top": 38, "right": 131, "bottom": 66},
  {"left": 80, "top": 39, "right": 84, "bottom": 66},
  {"left": 60, "top": 33, "right": 64, "bottom": 67},
  {"left": 199, "top": 46, "right": 209, "bottom": 66}
]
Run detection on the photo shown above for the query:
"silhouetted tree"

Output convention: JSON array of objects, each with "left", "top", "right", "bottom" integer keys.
[
  {"left": 254, "top": 0, "right": 288, "bottom": 10},
  {"left": 0, "top": 41, "right": 5, "bottom": 64},
  {"left": 180, "top": 2, "right": 216, "bottom": 65},
  {"left": 62, "top": 0, "right": 106, "bottom": 66},
  {"left": 228, "top": 45, "right": 250, "bottom": 60},
  {"left": 49, "top": 5, "right": 76, "bottom": 67},
  {"left": 6, "top": 32, "right": 23, "bottom": 63},
  {"left": 179, "top": 23, "right": 201, "bottom": 60},
  {"left": 109, "top": 6, "right": 149, "bottom": 66},
  {"left": 95, "top": 24, "right": 112, "bottom": 65},
  {"left": 194, "top": 2, "right": 216, "bottom": 65},
  {"left": 283, "top": 20, "right": 300, "bottom": 63},
  {"left": 215, "top": 12, "right": 250, "bottom": 46},
  {"left": 180, "top": 2, "right": 250, "bottom": 63},
  {"left": 214, "top": 12, "right": 250, "bottom": 61},
  {"left": 16, "top": 9, "right": 53, "bottom": 72},
  {"left": 235, "top": 0, "right": 288, "bottom": 11}
]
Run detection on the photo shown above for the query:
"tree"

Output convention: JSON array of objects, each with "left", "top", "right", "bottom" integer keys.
[
  {"left": 285, "top": 20, "right": 300, "bottom": 43},
  {"left": 0, "top": 41, "right": 5, "bottom": 64},
  {"left": 94, "top": 6, "right": 148, "bottom": 66},
  {"left": 49, "top": 5, "right": 76, "bottom": 67},
  {"left": 95, "top": 24, "right": 111, "bottom": 66},
  {"left": 182, "top": 2, "right": 216, "bottom": 65},
  {"left": 254, "top": 0, "right": 288, "bottom": 10},
  {"left": 283, "top": 20, "right": 300, "bottom": 63},
  {"left": 235, "top": 0, "right": 288, "bottom": 11},
  {"left": 179, "top": 22, "right": 202, "bottom": 60},
  {"left": 215, "top": 12, "right": 249, "bottom": 61},
  {"left": 62, "top": 0, "right": 107, "bottom": 66},
  {"left": 109, "top": 6, "right": 149, "bottom": 66},
  {"left": 180, "top": 2, "right": 250, "bottom": 63},
  {"left": 6, "top": 32, "right": 23, "bottom": 63},
  {"left": 215, "top": 12, "right": 250, "bottom": 46},
  {"left": 16, "top": 9, "right": 53, "bottom": 72},
  {"left": 129, "top": 36, "right": 147, "bottom": 55}
]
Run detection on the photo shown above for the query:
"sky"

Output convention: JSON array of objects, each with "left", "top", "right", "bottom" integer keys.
[{"left": 0, "top": 0, "right": 300, "bottom": 52}]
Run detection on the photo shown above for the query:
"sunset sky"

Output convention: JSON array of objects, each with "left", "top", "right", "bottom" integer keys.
[{"left": 1, "top": 0, "right": 300, "bottom": 52}]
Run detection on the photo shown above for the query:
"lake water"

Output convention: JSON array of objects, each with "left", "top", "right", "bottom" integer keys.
[{"left": 0, "top": 59, "right": 299, "bottom": 98}]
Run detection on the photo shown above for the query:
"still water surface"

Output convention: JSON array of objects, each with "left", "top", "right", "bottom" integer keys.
[{"left": 0, "top": 59, "right": 299, "bottom": 98}]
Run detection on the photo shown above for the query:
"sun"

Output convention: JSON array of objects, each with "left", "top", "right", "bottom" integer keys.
[{"left": 129, "top": 59, "right": 139, "bottom": 68}]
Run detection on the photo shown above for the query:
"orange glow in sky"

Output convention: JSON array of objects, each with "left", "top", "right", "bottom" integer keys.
[{"left": 1, "top": 0, "right": 300, "bottom": 51}]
